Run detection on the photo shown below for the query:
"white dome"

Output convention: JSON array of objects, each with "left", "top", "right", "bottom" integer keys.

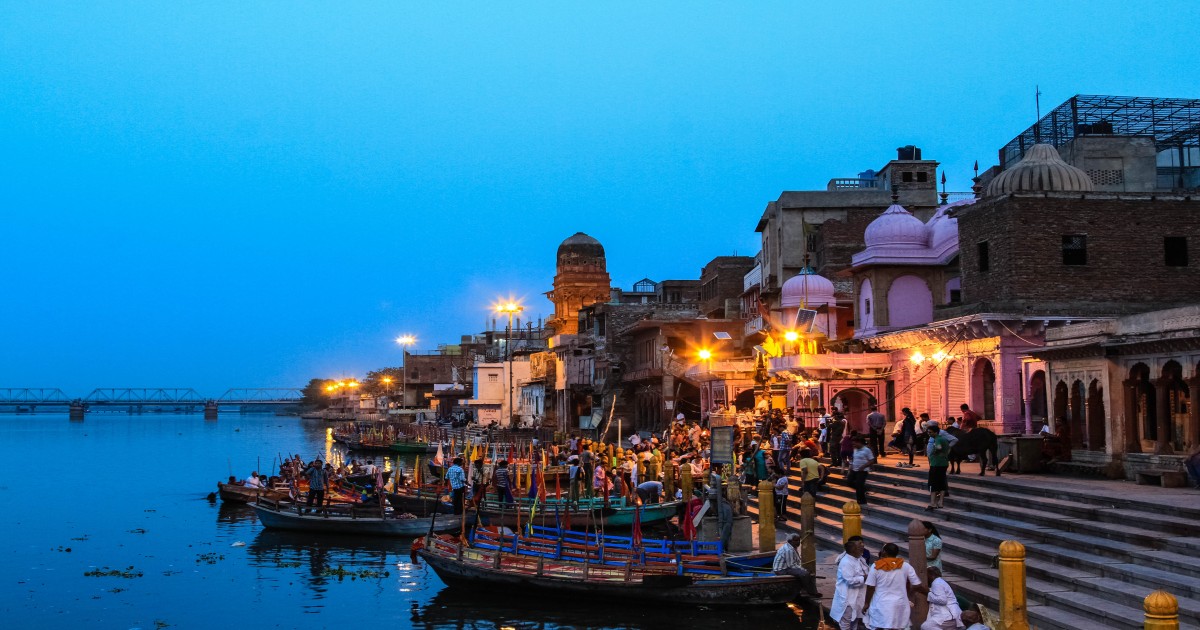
[
  {"left": 864, "top": 204, "right": 928, "bottom": 249},
  {"left": 926, "top": 205, "right": 959, "bottom": 252},
  {"left": 781, "top": 269, "right": 836, "bottom": 308},
  {"left": 985, "top": 143, "right": 1094, "bottom": 196}
]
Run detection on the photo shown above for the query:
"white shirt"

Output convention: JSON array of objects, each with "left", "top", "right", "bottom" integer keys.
[
  {"left": 772, "top": 543, "right": 802, "bottom": 572},
  {"left": 926, "top": 576, "right": 964, "bottom": 627},
  {"left": 850, "top": 446, "right": 874, "bottom": 472},
  {"left": 865, "top": 561, "right": 921, "bottom": 630},
  {"left": 244, "top": 475, "right": 263, "bottom": 488},
  {"left": 830, "top": 552, "right": 869, "bottom": 622}
]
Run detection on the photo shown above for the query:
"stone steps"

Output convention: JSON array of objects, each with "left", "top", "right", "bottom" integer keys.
[{"left": 749, "top": 461, "right": 1200, "bottom": 630}]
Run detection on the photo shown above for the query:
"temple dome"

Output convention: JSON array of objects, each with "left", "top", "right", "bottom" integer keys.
[
  {"left": 556, "top": 232, "right": 605, "bottom": 264},
  {"left": 781, "top": 268, "right": 836, "bottom": 308},
  {"left": 985, "top": 143, "right": 1094, "bottom": 196},
  {"left": 864, "top": 204, "right": 928, "bottom": 249}
]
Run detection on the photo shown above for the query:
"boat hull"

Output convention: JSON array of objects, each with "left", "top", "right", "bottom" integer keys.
[
  {"left": 392, "top": 441, "right": 439, "bottom": 454},
  {"left": 253, "top": 502, "right": 466, "bottom": 536},
  {"left": 217, "top": 482, "right": 288, "bottom": 504},
  {"left": 418, "top": 547, "right": 801, "bottom": 606}
]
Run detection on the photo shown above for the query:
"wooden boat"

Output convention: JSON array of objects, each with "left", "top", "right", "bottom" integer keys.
[
  {"left": 474, "top": 496, "right": 682, "bottom": 529},
  {"left": 418, "top": 526, "right": 804, "bottom": 606},
  {"left": 391, "top": 439, "right": 439, "bottom": 454},
  {"left": 385, "top": 485, "right": 446, "bottom": 514},
  {"left": 253, "top": 498, "right": 469, "bottom": 536},
  {"left": 217, "top": 481, "right": 289, "bottom": 504}
]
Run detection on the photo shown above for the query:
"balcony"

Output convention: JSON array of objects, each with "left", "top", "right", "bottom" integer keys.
[
  {"left": 744, "top": 315, "right": 766, "bottom": 336},
  {"left": 769, "top": 352, "right": 892, "bottom": 372}
]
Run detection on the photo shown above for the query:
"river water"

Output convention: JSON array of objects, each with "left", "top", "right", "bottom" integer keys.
[{"left": 1, "top": 413, "right": 820, "bottom": 629}]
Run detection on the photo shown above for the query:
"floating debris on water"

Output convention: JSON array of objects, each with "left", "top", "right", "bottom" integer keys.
[
  {"left": 230, "top": 541, "right": 245, "bottom": 547},
  {"left": 127, "top": 528, "right": 148, "bottom": 534},
  {"left": 195, "top": 553, "right": 224, "bottom": 565},
  {"left": 84, "top": 566, "right": 143, "bottom": 578},
  {"left": 321, "top": 566, "right": 390, "bottom": 581}
]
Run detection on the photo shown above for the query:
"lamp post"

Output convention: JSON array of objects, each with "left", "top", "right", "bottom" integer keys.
[
  {"left": 497, "top": 301, "right": 524, "bottom": 428},
  {"left": 381, "top": 376, "right": 393, "bottom": 410},
  {"left": 698, "top": 348, "right": 713, "bottom": 417},
  {"left": 395, "top": 335, "right": 416, "bottom": 409}
]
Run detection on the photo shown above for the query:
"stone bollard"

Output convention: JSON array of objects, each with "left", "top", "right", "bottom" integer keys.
[
  {"left": 842, "top": 500, "right": 862, "bottom": 543},
  {"left": 1144, "top": 590, "right": 1180, "bottom": 630},
  {"left": 907, "top": 519, "right": 929, "bottom": 626},
  {"left": 757, "top": 480, "right": 775, "bottom": 552},
  {"left": 998, "top": 540, "right": 1031, "bottom": 630},
  {"left": 203, "top": 400, "right": 218, "bottom": 420},
  {"left": 663, "top": 458, "right": 675, "bottom": 499},
  {"left": 801, "top": 493, "right": 816, "bottom": 576},
  {"left": 68, "top": 401, "right": 86, "bottom": 421},
  {"left": 726, "top": 469, "right": 741, "bottom": 514},
  {"left": 680, "top": 461, "right": 693, "bottom": 504}
]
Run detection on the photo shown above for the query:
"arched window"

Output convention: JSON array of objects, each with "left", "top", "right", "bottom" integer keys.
[
  {"left": 1163, "top": 361, "right": 1188, "bottom": 452},
  {"left": 1087, "top": 379, "right": 1106, "bottom": 451},
  {"left": 1128, "top": 363, "right": 1155, "bottom": 443},
  {"left": 1029, "top": 370, "right": 1048, "bottom": 423},
  {"left": 858, "top": 279, "right": 874, "bottom": 331}
]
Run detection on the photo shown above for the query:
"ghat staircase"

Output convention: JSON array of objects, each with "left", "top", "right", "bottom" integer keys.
[{"left": 748, "top": 461, "right": 1200, "bottom": 629}]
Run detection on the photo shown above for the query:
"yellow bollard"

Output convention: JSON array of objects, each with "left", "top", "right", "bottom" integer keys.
[
  {"left": 663, "top": 458, "right": 675, "bottom": 499},
  {"left": 801, "top": 493, "right": 816, "bottom": 575},
  {"left": 757, "top": 480, "right": 775, "bottom": 552},
  {"left": 1144, "top": 590, "right": 1180, "bottom": 630},
  {"left": 842, "top": 501, "right": 862, "bottom": 543},
  {"left": 680, "top": 461, "right": 693, "bottom": 504},
  {"left": 998, "top": 540, "right": 1031, "bottom": 630}
]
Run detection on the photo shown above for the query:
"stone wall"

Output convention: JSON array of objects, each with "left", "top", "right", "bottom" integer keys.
[{"left": 957, "top": 193, "right": 1200, "bottom": 314}]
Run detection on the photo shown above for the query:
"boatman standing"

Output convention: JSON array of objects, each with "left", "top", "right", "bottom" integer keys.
[
  {"left": 446, "top": 457, "right": 467, "bottom": 515},
  {"left": 303, "top": 459, "right": 327, "bottom": 513}
]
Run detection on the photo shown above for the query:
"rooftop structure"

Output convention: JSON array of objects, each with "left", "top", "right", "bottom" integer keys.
[{"left": 1000, "top": 95, "right": 1200, "bottom": 190}]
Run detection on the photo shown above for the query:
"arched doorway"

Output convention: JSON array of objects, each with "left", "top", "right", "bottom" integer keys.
[
  {"left": 1029, "top": 370, "right": 1048, "bottom": 426},
  {"left": 1129, "top": 363, "right": 1155, "bottom": 445},
  {"left": 1163, "top": 361, "right": 1188, "bottom": 452},
  {"left": 972, "top": 359, "right": 996, "bottom": 420},
  {"left": 833, "top": 388, "right": 876, "bottom": 434},
  {"left": 1087, "top": 379, "right": 1106, "bottom": 451},
  {"left": 1053, "top": 381, "right": 1069, "bottom": 436},
  {"left": 733, "top": 388, "right": 756, "bottom": 411}
]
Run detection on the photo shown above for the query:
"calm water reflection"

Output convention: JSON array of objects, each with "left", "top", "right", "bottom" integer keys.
[{"left": 0, "top": 413, "right": 818, "bottom": 629}]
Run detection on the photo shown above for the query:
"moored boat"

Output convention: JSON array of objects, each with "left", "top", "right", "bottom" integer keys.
[
  {"left": 217, "top": 481, "right": 289, "bottom": 504},
  {"left": 391, "top": 439, "right": 439, "bottom": 454},
  {"left": 252, "top": 498, "right": 468, "bottom": 536},
  {"left": 474, "top": 496, "right": 682, "bottom": 530},
  {"left": 417, "top": 527, "right": 805, "bottom": 606}
]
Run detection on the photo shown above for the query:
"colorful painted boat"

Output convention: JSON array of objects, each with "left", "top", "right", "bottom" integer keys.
[
  {"left": 474, "top": 496, "right": 681, "bottom": 530},
  {"left": 417, "top": 527, "right": 805, "bottom": 606}
]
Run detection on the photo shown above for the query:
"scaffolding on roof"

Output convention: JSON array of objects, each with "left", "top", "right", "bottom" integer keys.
[{"left": 1000, "top": 94, "right": 1200, "bottom": 168}]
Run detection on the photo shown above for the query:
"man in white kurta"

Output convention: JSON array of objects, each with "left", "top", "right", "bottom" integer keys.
[
  {"left": 864, "top": 551, "right": 923, "bottom": 630},
  {"left": 922, "top": 568, "right": 964, "bottom": 630},
  {"left": 830, "top": 536, "right": 869, "bottom": 630}
]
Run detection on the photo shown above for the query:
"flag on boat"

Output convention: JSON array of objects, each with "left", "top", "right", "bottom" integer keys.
[
  {"left": 632, "top": 505, "right": 643, "bottom": 548},
  {"left": 432, "top": 442, "right": 444, "bottom": 467}
]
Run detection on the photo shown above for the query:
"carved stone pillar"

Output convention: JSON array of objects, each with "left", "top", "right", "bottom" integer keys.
[
  {"left": 1186, "top": 377, "right": 1200, "bottom": 452},
  {"left": 1122, "top": 379, "right": 1141, "bottom": 453},
  {"left": 1154, "top": 377, "right": 1172, "bottom": 455}
]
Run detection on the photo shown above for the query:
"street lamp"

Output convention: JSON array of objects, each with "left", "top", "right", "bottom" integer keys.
[
  {"left": 395, "top": 335, "right": 417, "bottom": 409},
  {"left": 496, "top": 300, "right": 524, "bottom": 428},
  {"left": 381, "top": 376, "right": 393, "bottom": 407}
]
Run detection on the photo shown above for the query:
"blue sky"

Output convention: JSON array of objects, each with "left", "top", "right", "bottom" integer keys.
[{"left": 2, "top": 1, "right": 1196, "bottom": 394}]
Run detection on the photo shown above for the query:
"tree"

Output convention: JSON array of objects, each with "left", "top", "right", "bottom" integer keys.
[
  {"left": 363, "top": 367, "right": 404, "bottom": 397},
  {"left": 299, "top": 378, "right": 338, "bottom": 410}
]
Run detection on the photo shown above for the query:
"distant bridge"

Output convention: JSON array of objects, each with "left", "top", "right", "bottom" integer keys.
[{"left": 0, "top": 388, "right": 304, "bottom": 415}]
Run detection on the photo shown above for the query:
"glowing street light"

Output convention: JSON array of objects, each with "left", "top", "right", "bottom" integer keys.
[
  {"left": 698, "top": 349, "right": 713, "bottom": 361},
  {"left": 395, "top": 334, "right": 417, "bottom": 408},
  {"left": 784, "top": 330, "right": 800, "bottom": 342},
  {"left": 495, "top": 299, "right": 525, "bottom": 427}
]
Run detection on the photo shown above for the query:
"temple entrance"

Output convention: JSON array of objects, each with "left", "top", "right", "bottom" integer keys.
[
  {"left": 1053, "top": 381, "right": 1069, "bottom": 438},
  {"left": 833, "top": 388, "right": 875, "bottom": 434},
  {"left": 1086, "top": 379, "right": 1106, "bottom": 451}
]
